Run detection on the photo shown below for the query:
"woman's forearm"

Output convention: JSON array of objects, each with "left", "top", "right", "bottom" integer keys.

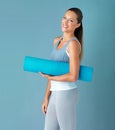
[
  {"left": 49, "top": 72, "right": 79, "bottom": 82},
  {"left": 44, "top": 80, "right": 51, "bottom": 101}
]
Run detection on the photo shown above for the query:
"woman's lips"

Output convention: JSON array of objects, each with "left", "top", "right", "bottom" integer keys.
[{"left": 63, "top": 25, "right": 68, "bottom": 28}]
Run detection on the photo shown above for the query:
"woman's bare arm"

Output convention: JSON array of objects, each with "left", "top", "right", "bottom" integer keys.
[
  {"left": 40, "top": 40, "right": 81, "bottom": 82},
  {"left": 43, "top": 80, "right": 51, "bottom": 101}
]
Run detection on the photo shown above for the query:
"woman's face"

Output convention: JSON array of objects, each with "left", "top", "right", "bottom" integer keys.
[{"left": 61, "top": 10, "right": 80, "bottom": 33}]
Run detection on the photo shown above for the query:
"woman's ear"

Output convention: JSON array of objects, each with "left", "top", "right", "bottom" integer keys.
[{"left": 76, "top": 23, "right": 81, "bottom": 29}]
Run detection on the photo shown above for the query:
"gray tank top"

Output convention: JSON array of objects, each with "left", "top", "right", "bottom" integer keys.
[
  {"left": 50, "top": 36, "right": 79, "bottom": 62},
  {"left": 50, "top": 36, "right": 80, "bottom": 91}
]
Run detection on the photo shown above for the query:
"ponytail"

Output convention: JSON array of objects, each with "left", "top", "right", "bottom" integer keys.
[
  {"left": 74, "top": 22, "right": 83, "bottom": 60},
  {"left": 68, "top": 7, "right": 83, "bottom": 61}
]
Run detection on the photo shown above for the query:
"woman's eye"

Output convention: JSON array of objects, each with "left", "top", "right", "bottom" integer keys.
[
  {"left": 63, "top": 17, "right": 66, "bottom": 19},
  {"left": 62, "top": 17, "right": 74, "bottom": 23},
  {"left": 69, "top": 19, "right": 73, "bottom": 22}
]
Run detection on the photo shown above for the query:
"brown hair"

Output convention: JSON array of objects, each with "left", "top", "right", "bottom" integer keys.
[{"left": 68, "top": 7, "right": 83, "bottom": 60}]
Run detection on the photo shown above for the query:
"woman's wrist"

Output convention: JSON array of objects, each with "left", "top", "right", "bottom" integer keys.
[{"left": 44, "top": 94, "right": 51, "bottom": 101}]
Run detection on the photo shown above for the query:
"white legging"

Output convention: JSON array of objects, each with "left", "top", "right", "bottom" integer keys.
[{"left": 44, "top": 88, "right": 78, "bottom": 130}]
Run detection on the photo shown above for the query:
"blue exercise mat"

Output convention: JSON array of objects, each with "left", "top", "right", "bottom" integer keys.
[{"left": 23, "top": 56, "right": 93, "bottom": 82}]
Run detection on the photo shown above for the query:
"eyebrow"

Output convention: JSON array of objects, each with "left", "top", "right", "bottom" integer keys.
[{"left": 63, "top": 15, "right": 77, "bottom": 20}]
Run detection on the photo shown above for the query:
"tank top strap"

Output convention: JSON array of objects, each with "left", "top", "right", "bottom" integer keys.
[
  {"left": 68, "top": 37, "right": 80, "bottom": 44},
  {"left": 54, "top": 36, "right": 63, "bottom": 48},
  {"left": 65, "top": 37, "right": 80, "bottom": 48},
  {"left": 65, "top": 37, "right": 81, "bottom": 56}
]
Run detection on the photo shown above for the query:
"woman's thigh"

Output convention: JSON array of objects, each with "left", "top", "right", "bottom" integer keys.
[
  {"left": 44, "top": 93, "right": 59, "bottom": 130},
  {"left": 56, "top": 88, "right": 78, "bottom": 130}
]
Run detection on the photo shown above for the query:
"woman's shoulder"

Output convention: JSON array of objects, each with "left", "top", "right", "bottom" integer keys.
[
  {"left": 53, "top": 36, "right": 62, "bottom": 45},
  {"left": 67, "top": 38, "right": 81, "bottom": 54}
]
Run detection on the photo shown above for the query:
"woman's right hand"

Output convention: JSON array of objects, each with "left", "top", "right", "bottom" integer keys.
[{"left": 42, "top": 99, "right": 49, "bottom": 115}]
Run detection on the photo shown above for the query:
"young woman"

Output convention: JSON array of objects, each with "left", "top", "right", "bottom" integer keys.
[{"left": 40, "top": 7, "right": 83, "bottom": 130}]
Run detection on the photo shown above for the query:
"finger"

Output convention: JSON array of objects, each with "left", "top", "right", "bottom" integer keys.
[
  {"left": 42, "top": 105, "right": 47, "bottom": 115},
  {"left": 39, "top": 72, "right": 43, "bottom": 76},
  {"left": 39, "top": 72, "right": 45, "bottom": 77},
  {"left": 44, "top": 106, "right": 47, "bottom": 114},
  {"left": 42, "top": 105, "right": 46, "bottom": 115}
]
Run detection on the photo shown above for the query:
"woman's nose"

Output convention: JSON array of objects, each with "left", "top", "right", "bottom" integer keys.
[{"left": 63, "top": 19, "right": 68, "bottom": 24}]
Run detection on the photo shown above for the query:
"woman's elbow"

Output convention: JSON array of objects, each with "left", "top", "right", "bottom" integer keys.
[{"left": 70, "top": 74, "right": 78, "bottom": 82}]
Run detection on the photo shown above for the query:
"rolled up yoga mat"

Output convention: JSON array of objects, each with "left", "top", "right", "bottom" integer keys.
[{"left": 23, "top": 56, "right": 93, "bottom": 82}]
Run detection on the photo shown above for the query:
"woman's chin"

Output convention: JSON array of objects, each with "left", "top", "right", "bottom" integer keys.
[{"left": 61, "top": 29, "right": 68, "bottom": 33}]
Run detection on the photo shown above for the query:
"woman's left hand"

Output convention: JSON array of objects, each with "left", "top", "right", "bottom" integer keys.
[{"left": 39, "top": 72, "right": 51, "bottom": 80}]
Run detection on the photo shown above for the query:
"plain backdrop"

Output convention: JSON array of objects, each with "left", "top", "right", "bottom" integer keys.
[{"left": 0, "top": 0, "right": 115, "bottom": 130}]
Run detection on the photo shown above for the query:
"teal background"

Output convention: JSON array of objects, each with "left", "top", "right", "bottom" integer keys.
[{"left": 0, "top": 0, "right": 115, "bottom": 130}]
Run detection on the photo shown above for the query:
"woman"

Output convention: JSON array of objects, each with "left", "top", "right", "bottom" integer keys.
[{"left": 40, "top": 7, "right": 83, "bottom": 130}]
